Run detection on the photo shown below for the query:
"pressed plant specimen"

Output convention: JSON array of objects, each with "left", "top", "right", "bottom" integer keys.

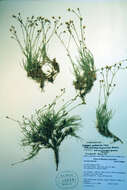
[
  {"left": 55, "top": 8, "right": 96, "bottom": 104},
  {"left": 6, "top": 89, "right": 81, "bottom": 171},
  {"left": 8, "top": 8, "right": 127, "bottom": 173},
  {"left": 10, "top": 13, "right": 60, "bottom": 90},
  {"left": 96, "top": 62, "right": 127, "bottom": 143}
]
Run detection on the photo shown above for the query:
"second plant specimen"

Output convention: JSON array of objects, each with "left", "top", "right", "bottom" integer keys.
[{"left": 55, "top": 8, "right": 96, "bottom": 104}]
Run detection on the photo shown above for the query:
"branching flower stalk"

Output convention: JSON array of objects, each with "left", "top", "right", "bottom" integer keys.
[
  {"left": 96, "top": 62, "right": 127, "bottom": 143},
  {"left": 6, "top": 89, "right": 81, "bottom": 171},
  {"left": 10, "top": 13, "right": 60, "bottom": 90},
  {"left": 55, "top": 8, "right": 96, "bottom": 104}
]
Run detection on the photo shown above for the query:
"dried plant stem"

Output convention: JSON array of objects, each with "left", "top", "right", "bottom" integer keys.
[{"left": 53, "top": 147, "right": 59, "bottom": 171}]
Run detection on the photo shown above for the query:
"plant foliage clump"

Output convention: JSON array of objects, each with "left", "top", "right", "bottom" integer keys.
[
  {"left": 96, "top": 63, "right": 127, "bottom": 143},
  {"left": 73, "top": 49, "right": 96, "bottom": 103},
  {"left": 55, "top": 8, "right": 96, "bottom": 103},
  {"left": 7, "top": 90, "right": 81, "bottom": 170},
  {"left": 10, "top": 13, "right": 60, "bottom": 90},
  {"left": 96, "top": 103, "right": 123, "bottom": 143}
]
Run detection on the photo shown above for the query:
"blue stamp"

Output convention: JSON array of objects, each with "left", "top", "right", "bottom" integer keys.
[{"left": 55, "top": 170, "right": 79, "bottom": 189}]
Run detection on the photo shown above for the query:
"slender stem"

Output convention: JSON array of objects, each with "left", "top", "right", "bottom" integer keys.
[
  {"left": 53, "top": 147, "right": 59, "bottom": 171},
  {"left": 71, "top": 22, "right": 80, "bottom": 45},
  {"left": 55, "top": 32, "right": 76, "bottom": 72},
  {"left": 46, "top": 22, "right": 57, "bottom": 44}
]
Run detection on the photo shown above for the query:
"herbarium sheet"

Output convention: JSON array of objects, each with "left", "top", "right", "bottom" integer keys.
[{"left": 0, "top": 0, "right": 127, "bottom": 190}]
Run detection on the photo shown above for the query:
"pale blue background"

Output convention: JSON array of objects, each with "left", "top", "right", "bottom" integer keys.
[{"left": 0, "top": 0, "right": 127, "bottom": 190}]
